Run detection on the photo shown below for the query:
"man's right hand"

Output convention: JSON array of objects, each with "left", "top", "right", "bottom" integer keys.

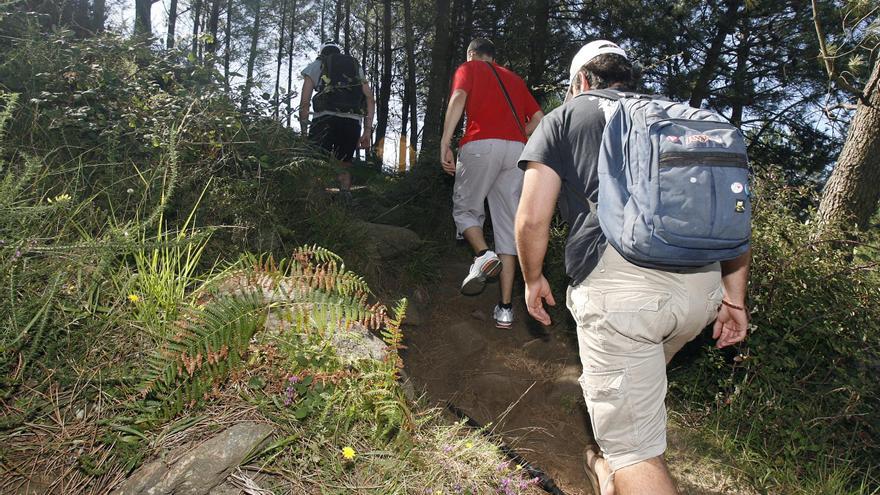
[
  {"left": 524, "top": 275, "right": 556, "bottom": 326},
  {"left": 440, "top": 142, "right": 456, "bottom": 176}
]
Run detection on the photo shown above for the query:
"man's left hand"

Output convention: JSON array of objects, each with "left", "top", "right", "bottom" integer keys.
[
  {"left": 359, "top": 131, "right": 371, "bottom": 149},
  {"left": 440, "top": 142, "right": 456, "bottom": 176}
]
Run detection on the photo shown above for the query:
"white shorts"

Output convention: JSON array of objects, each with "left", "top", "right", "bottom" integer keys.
[
  {"left": 567, "top": 247, "right": 723, "bottom": 471},
  {"left": 452, "top": 139, "right": 525, "bottom": 256}
]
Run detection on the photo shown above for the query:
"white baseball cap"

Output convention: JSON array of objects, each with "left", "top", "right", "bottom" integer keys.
[{"left": 568, "top": 40, "right": 628, "bottom": 82}]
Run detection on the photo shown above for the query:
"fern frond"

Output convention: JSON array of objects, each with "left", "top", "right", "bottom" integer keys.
[{"left": 139, "top": 290, "right": 267, "bottom": 419}]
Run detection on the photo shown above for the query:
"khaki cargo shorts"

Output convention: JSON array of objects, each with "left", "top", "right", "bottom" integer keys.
[
  {"left": 452, "top": 139, "right": 525, "bottom": 256},
  {"left": 567, "top": 247, "right": 723, "bottom": 471}
]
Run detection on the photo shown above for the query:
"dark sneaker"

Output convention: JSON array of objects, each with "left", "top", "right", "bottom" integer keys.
[{"left": 460, "top": 250, "right": 502, "bottom": 295}]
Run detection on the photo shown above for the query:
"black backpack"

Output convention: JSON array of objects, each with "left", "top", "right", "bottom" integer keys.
[{"left": 312, "top": 53, "right": 366, "bottom": 114}]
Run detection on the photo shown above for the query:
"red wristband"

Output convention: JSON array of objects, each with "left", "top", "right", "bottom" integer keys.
[{"left": 721, "top": 299, "right": 745, "bottom": 311}]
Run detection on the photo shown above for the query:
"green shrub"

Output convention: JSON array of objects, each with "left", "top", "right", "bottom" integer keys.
[{"left": 669, "top": 168, "right": 880, "bottom": 493}]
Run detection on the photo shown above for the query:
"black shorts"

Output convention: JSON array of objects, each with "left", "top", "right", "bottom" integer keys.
[{"left": 309, "top": 116, "right": 361, "bottom": 162}]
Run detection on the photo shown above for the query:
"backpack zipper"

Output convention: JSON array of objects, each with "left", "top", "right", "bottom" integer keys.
[{"left": 658, "top": 152, "right": 747, "bottom": 168}]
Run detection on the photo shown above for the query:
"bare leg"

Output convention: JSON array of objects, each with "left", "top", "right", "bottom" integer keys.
[
  {"left": 462, "top": 226, "right": 489, "bottom": 254},
  {"left": 498, "top": 254, "right": 516, "bottom": 304},
  {"left": 338, "top": 162, "right": 352, "bottom": 191},
  {"left": 614, "top": 456, "right": 677, "bottom": 495}
]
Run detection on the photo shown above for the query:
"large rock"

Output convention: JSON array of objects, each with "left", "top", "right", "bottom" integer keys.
[
  {"left": 113, "top": 422, "right": 274, "bottom": 495},
  {"left": 331, "top": 322, "right": 387, "bottom": 363},
  {"left": 359, "top": 222, "right": 421, "bottom": 259}
]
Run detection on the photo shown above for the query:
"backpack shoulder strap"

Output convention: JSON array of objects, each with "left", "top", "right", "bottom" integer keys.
[{"left": 584, "top": 89, "right": 654, "bottom": 101}]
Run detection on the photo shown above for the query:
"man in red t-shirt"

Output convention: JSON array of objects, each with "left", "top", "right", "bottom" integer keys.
[{"left": 440, "top": 38, "right": 544, "bottom": 329}]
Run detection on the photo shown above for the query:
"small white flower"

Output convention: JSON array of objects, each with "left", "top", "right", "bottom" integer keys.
[{"left": 127, "top": 188, "right": 134, "bottom": 194}]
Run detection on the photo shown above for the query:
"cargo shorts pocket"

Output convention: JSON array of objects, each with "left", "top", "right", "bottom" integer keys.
[
  {"left": 579, "top": 368, "right": 637, "bottom": 453},
  {"left": 704, "top": 285, "right": 724, "bottom": 327},
  {"left": 599, "top": 289, "right": 674, "bottom": 345}
]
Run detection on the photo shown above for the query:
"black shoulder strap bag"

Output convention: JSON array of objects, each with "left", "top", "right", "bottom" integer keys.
[{"left": 485, "top": 61, "right": 527, "bottom": 140}]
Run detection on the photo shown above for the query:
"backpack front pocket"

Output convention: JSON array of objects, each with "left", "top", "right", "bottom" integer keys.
[{"left": 653, "top": 152, "right": 748, "bottom": 249}]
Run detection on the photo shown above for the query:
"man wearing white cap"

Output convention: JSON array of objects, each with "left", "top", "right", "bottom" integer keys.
[{"left": 514, "top": 41, "right": 750, "bottom": 494}]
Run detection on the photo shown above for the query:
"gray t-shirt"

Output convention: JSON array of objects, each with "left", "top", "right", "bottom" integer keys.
[
  {"left": 302, "top": 59, "right": 366, "bottom": 122},
  {"left": 518, "top": 93, "right": 618, "bottom": 286}
]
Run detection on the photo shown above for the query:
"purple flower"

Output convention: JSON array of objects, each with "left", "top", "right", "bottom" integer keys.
[{"left": 288, "top": 374, "right": 301, "bottom": 383}]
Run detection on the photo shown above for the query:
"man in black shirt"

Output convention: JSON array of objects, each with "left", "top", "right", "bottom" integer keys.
[{"left": 515, "top": 40, "right": 750, "bottom": 494}]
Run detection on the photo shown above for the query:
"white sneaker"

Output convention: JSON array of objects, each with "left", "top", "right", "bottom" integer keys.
[
  {"left": 460, "top": 250, "right": 502, "bottom": 295},
  {"left": 493, "top": 304, "right": 514, "bottom": 329}
]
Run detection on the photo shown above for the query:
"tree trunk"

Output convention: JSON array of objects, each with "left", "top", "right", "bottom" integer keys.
[
  {"left": 224, "top": 0, "right": 233, "bottom": 90},
  {"left": 286, "top": 0, "right": 299, "bottom": 127},
  {"left": 729, "top": 17, "right": 751, "bottom": 128},
  {"left": 60, "top": 0, "right": 76, "bottom": 30},
  {"left": 320, "top": 0, "right": 326, "bottom": 42},
  {"left": 93, "top": 0, "right": 105, "bottom": 32},
  {"left": 458, "top": 0, "right": 473, "bottom": 63},
  {"left": 374, "top": 0, "right": 392, "bottom": 161},
  {"left": 361, "top": 4, "right": 369, "bottom": 68},
  {"left": 526, "top": 0, "right": 550, "bottom": 100},
  {"left": 402, "top": 0, "right": 418, "bottom": 160},
  {"left": 689, "top": 0, "right": 742, "bottom": 108},
  {"left": 816, "top": 58, "right": 880, "bottom": 232},
  {"left": 417, "top": 0, "right": 451, "bottom": 167},
  {"left": 205, "top": 0, "right": 222, "bottom": 54},
  {"left": 273, "top": 0, "right": 288, "bottom": 120},
  {"left": 191, "top": 0, "right": 203, "bottom": 56},
  {"left": 241, "top": 0, "right": 263, "bottom": 115},
  {"left": 333, "top": 0, "right": 342, "bottom": 42},
  {"left": 72, "top": 0, "right": 90, "bottom": 35},
  {"left": 166, "top": 0, "right": 178, "bottom": 48},
  {"left": 399, "top": 95, "right": 409, "bottom": 172},
  {"left": 134, "top": 0, "right": 153, "bottom": 36},
  {"left": 343, "top": 0, "right": 351, "bottom": 53}
]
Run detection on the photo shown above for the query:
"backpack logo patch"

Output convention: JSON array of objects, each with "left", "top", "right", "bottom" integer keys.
[{"left": 684, "top": 133, "right": 722, "bottom": 146}]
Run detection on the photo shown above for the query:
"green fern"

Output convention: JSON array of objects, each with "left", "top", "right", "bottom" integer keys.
[
  {"left": 138, "top": 245, "right": 391, "bottom": 420},
  {"left": 139, "top": 289, "right": 267, "bottom": 419},
  {"left": 381, "top": 298, "right": 408, "bottom": 376}
]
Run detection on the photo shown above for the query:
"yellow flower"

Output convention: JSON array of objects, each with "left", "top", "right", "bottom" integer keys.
[
  {"left": 47, "top": 193, "right": 72, "bottom": 204},
  {"left": 128, "top": 294, "right": 140, "bottom": 303},
  {"left": 342, "top": 446, "right": 356, "bottom": 460},
  {"left": 464, "top": 441, "right": 473, "bottom": 449},
  {"left": 515, "top": 464, "right": 523, "bottom": 471}
]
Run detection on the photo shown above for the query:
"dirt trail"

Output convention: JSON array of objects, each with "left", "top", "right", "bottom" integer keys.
[
  {"left": 401, "top": 250, "right": 758, "bottom": 495},
  {"left": 402, "top": 255, "right": 596, "bottom": 495}
]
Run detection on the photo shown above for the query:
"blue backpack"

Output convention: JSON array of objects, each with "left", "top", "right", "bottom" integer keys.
[{"left": 584, "top": 89, "right": 751, "bottom": 269}]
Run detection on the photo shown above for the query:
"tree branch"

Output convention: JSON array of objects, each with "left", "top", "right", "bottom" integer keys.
[{"left": 811, "top": 0, "right": 864, "bottom": 98}]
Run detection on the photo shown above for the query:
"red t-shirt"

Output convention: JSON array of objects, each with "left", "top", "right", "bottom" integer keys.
[{"left": 451, "top": 61, "right": 541, "bottom": 146}]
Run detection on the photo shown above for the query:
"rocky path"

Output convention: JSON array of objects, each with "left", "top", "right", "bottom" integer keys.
[{"left": 402, "top": 255, "right": 596, "bottom": 495}]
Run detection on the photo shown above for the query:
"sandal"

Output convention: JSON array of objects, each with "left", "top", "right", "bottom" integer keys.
[{"left": 583, "top": 444, "right": 602, "bottom": 495}]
